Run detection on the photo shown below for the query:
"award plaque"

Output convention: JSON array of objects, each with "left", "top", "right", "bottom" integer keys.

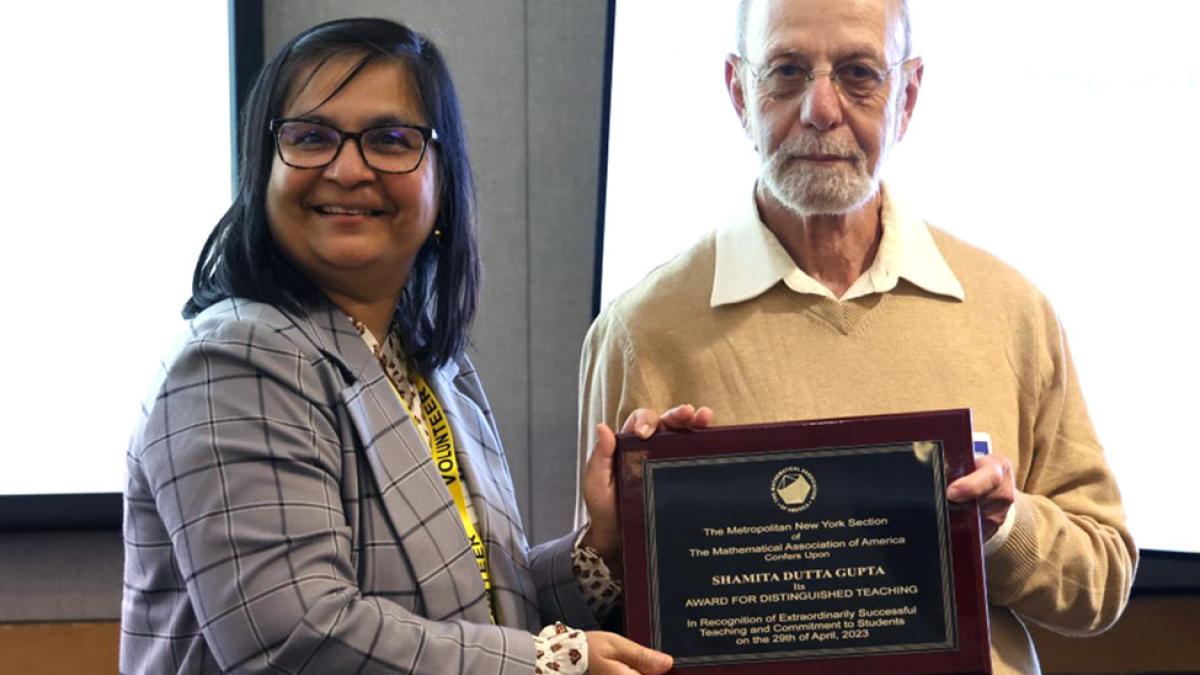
[{"left": 617, "top": 409, "right": 990, "bottom": 674}]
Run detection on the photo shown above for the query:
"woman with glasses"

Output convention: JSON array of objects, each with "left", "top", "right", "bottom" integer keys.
[{"left": 120, "top": 18, "right": 707, "bottom": 675}]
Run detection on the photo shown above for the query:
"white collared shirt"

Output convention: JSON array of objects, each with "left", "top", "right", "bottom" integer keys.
[{"left": 711, "top": 185, "right": 965, "bottom": 307}]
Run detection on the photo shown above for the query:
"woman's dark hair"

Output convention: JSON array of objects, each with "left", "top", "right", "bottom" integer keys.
[{"left": 185, "top": 17, "right": 479, "bottom": 374}]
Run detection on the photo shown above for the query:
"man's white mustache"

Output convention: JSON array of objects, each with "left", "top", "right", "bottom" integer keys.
[{"left": 779, "top": 137, "right": 865, "bottom": 162}]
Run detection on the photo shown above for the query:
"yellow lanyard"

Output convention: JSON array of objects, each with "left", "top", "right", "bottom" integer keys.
[{"left": 390, "top": 373, "right": 496, "bottom": 623}]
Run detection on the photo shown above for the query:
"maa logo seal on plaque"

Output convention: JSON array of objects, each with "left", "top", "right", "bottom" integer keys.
[{"left": 771, "top": 466, "right": 817, "bottom": 512}]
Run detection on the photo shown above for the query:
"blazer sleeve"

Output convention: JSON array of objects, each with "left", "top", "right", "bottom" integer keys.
[
  {"left": 527, "top": 528, "right": 600, "bottom": 630},
  {"left": 134, "top": 319, "right": 536, "bottom": 675}
]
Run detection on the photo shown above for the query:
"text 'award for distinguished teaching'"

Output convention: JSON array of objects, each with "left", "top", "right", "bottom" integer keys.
[{"left": 616, "top": 408, "right": 991, "bottom": 674}]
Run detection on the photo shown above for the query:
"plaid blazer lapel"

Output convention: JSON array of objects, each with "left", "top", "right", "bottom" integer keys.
[
  {"left": 426, "top": 361, "right": 541, "bottom": 629},
  {"left": 295, "top": 305, "right": 493, "bottom": 624}
]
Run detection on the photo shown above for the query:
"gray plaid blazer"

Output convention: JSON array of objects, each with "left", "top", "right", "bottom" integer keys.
[{"left": 121, "top": 299, "right": 595, "bottom": 674}]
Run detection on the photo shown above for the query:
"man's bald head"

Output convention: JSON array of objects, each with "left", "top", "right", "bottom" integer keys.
[{"left": 735, "top": 0, "right": 912, "bottom": 60}]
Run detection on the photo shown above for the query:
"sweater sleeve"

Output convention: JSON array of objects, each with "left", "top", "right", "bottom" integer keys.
[
  {"left": 574, "top": 310, "right": 656, "bottom": 529},
  {"left": 984, "top": 311, "right": 1137, "bottom": 636}
]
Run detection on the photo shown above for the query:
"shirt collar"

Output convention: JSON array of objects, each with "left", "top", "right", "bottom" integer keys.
[{"left": 711, "top": 184, "right": 965, "bottom": 307}]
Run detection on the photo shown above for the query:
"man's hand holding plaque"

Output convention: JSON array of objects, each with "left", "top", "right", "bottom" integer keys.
[
  {"left": 583, "top": 404, "right": 716, "bottom": 579},
  {"left": 577, "top": 404, "right": 715, "bottom": 675}
]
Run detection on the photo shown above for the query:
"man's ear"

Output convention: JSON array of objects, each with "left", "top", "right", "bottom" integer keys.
[
  {"left": 725, "top": 54, "right": 753, "bottom": 138},
  {"left": 896, "top": 57, "right": 924, "bottom": 141}
]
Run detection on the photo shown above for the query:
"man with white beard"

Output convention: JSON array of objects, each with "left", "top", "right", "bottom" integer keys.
[{"left": 575, "top": 0, "right": 1136, "bottom": 672}]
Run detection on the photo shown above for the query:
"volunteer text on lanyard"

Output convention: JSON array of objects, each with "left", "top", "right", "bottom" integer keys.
[{"left": 391, "top": 373, "right": 496, "bottom": 623}]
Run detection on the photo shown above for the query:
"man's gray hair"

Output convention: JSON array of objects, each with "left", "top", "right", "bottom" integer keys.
[{"left": 735, "top": 0, "right": 912, "bottom": 59}]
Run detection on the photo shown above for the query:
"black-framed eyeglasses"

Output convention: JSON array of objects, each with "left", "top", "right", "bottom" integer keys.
[
  {"left": 739, "top": 56, "right": 914, "bottom": 101},
  {"left": 269, "top": 118, "right": 439, "bottom": 174}
]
